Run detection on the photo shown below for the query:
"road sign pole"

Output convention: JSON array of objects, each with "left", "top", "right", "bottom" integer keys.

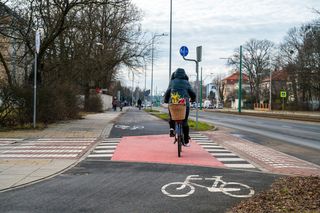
[
  {"left": 33, "top": 52, "right": 37, "bottom": 128},
  {"left": 200, "top": 67, "right": 202, "bottom": 110},
  {"left": 181, "top": 45, "right": 202, "bottom": 130},
  {"left": 33, "top": 30, "right": 40, "bottom": 128}
]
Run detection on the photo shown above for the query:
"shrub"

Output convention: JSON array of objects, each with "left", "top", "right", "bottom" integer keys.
[
  {"left": 0, "top": 83, "right": 81, "bottom": 127},
  {"left": 85, "top": 94, "right": 103, "bottom": 112}
]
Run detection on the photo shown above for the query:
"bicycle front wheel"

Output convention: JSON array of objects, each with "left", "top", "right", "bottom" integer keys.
[{"left": 220, "top": 182, "right": 255, "bottom": 198}]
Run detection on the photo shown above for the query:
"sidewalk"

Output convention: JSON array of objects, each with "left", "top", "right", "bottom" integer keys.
[{"left": 0, "top": 110, "right": 123, "bottom": 191}]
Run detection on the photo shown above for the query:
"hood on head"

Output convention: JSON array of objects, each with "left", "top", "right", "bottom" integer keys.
[{"left": 174, "top": 68, "right": 189, "bottom": 80}]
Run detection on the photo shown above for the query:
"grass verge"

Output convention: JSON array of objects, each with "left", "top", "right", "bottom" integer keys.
[{"left": 145, "top": 109, "right": 214, "bottom": 131}]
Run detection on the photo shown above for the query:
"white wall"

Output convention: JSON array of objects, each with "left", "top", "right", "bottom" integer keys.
[{"left": 99, "top": 94, "right": 113, "bottom": 111}]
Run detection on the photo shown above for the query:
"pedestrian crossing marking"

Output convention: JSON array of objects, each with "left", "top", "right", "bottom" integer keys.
[
  {"left": 216, "top": 158, "right": 246, "bottom": 162},
  {"left": 86, "top": 138, "right": 120, "bottom": 160},
  {"left": 191, "top": 133, "right": 258, "bottom": 170},
  {"left": 88, "top": 154, "right": 113, "bottom": 158},
  {"left": 0, "top": 138, "right": 97, "bottom": 159},
  {"left": 211, "top": 153, "right": 237, "bottom": 156},
  {"left": 224, "top": 164, "right": 256, "bottom": 169}
]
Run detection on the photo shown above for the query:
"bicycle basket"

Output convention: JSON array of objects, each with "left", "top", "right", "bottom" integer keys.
[{"left": 168, "top": 103, "right": 186, "bottom": 121}]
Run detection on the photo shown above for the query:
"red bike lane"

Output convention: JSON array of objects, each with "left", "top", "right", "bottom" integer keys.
[{"left": 111, "top": 134, "right": 225, "bottom": 168}]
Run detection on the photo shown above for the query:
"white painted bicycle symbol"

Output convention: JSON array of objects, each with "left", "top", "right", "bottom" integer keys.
[
  {"left": 114, "top": 125, "right": 144, "bottom": 130},
  {"left": 161, "top": 175, "right": 255, "bottom": 198}
]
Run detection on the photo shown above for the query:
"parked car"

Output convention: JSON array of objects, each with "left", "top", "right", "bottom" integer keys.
[
  {"left": 203, "top": 100, "right": 212, "bottom": 108},
  {"left": 216, "top": 103, "right": 223, "bottom": 109}
]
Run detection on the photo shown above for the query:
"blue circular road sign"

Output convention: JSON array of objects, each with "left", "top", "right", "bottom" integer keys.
[{"left": 180, "top": 46, "right": 189, "bottom": 57}]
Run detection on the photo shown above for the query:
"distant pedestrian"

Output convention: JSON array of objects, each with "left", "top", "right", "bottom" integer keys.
[
  {"left": 112, "top": 97, "right": 118, "bottom": 111},
  {"left": 137, "top": 98, "right": 142, "bottom": 110}
]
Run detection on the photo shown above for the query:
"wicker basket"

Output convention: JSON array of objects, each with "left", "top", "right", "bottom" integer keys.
[{"left": 169, "top": 103, "right": 186, "bottom": 121}]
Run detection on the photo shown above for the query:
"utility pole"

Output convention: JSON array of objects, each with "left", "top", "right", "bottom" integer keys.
[
  {"left": 169, "top": 0, "right": 172, "bottom": 80},
  {"left": 33, "top": 30, "right": 40, "bottom": 128},
  {"left": 200, "top": 67, "right": 203, "bottom": 110},
  {"left": 238, "top": 45, "right": 242, "bottom": 113},
  {"left": 269, "top": 65, "right": 272, "bottom": 111},
  {"left": 151, "top": 33, "right": 168, "bottom": 110}
]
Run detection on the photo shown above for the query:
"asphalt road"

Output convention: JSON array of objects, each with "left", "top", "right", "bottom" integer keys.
[
  {"left": 0, "top": 108, "right": 280, "bottom": 213},
  {"left": 157, "top": 107, "right": 320, "bottom": 165},
  {"left": 0, "top": 161, "right": 279, "bottom": 213}
]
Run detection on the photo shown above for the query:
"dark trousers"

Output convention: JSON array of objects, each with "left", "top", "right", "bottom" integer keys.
[{"left": 169, "top": 107, "right": 190, "bottom": 141}]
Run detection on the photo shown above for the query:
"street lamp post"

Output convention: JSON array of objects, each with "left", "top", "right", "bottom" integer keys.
[
  {"left": 200, "top": 68, "right": 213, "bottom": 110},
  {"left": 151, "top": 33, "right": 168, "bottom": 110},
  {"left": 169, "top": 0, "right": 172, "bottom": 80},
  {"left": 269, "top": 68, "right": 272, "bottom": 111},
  {"left": 238, "top": 45, "right": 242, "bottom": 113}
]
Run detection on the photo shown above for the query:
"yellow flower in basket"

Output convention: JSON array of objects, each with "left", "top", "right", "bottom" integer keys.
[{"left": 171, "top": 92, "right": 180, "bottom": 104}]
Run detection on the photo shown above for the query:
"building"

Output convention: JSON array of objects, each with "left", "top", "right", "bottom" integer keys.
[
  {"left": 205, "top": 83, "right": 219, "bottom": 104},
  {"left": 222, "top": 71, "right": 250, "bottom": 109}
]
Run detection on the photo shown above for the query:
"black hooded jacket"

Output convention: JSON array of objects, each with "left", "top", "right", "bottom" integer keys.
[{"left": 164, "top": 68, "right": 196, "bottom": 106}]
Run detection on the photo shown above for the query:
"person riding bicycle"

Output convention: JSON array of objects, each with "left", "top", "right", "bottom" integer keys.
[{"left": 164, "top": 68, "right": 196, "bottom": 146}]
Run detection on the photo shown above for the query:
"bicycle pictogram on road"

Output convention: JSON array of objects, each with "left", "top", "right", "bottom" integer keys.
[
  {"left": 161, "top": 175, "right": 255, "bottom": 198},
  {"left": 114, "top": 125, "right": 144, "bottom": 130}
]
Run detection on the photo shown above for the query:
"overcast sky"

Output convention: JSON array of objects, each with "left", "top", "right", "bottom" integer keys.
[{"left": 123, "top": 0, "right": 320, "bottom": 94}]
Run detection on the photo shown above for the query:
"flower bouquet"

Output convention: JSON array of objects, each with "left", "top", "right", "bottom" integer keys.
[{"left": 168, "top": 92, "right": 186, "bottom": 121}]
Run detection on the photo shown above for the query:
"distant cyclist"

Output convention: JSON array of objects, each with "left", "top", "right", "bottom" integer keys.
[
  {"left": 137, "top": 98, "right": 142, "bottom": 110},
  {"left": 164, "top": 68, "right": 196, "bottom": 146}
]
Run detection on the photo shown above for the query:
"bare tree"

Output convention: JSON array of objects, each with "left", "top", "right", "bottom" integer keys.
[
  {"left": 279, "top": 18, "right": 320, "bottom": 110},
  {"left": 228, "top": 39, "right": 275, "bottom": 103}
]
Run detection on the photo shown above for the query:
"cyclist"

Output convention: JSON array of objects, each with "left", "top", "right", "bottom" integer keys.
[{"left": 164, "top": 68, "right": 196, "bottom": 146}]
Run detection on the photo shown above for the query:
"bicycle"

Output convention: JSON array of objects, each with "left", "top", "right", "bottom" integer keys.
[
  {"left": 168, "top": 103, "right": 186, "bottom": 157},
  {"left": 161, "top": 175, "right": 255, "bottom": 198},
  {"left": 174, "top": 120, "right": 184, "bottom": 157}
]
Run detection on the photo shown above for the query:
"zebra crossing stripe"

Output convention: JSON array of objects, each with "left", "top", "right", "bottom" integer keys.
[
  {"left": 216, "top": 158, "right": 246, "bottom": 162},
  {"left": 224, "top": 164, "right": 256, "bottom": 169},
  {"left": 3, "top": 149, "right": 83, "bottom": 153},
  {"left": 100, "top": 142, "right": 118, "bottom": 145},
  {"left": 93, "top": 150, "right": 115, "bottom": 154},
  {"left": 87, "top": 138, "right": 119, "bottom": 159},
  {"left": 201, "top": 145, "right": 224, "bottom": 148},
  {"left": 192, "top": 133, "right": 258, "bottom": 170},
  {"left": 0, "top": 154, "right": 78, "bottom": 158},
  {"left": 88, "top": 154, "right": 113, "bottom": 158},
  {"left": 211, "top": 153, "right": 237, "bottom": 156},
  {"left": 95, "top": 145, "right": 117, "bottom": 149},
  {"left": 205, "top": 149, "right": 231, "bottom": 152},
  {"left": 8, "top": 146, "right": 87, "bottom": 149}
]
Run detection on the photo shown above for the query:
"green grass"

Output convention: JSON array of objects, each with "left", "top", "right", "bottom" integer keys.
[
  {"left": 144, "top": 109, "right": 160, "bottom": 113},
  {"left": 146, "top": 110, "right": 214, "bottom": 131}
]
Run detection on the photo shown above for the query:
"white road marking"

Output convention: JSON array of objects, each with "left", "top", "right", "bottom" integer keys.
[
  {"left": 93, "top": 150, "right": 115, "bottom": 153},
  {"left": 205, "top": 149, "right": 230, "bottom": 152},
  {"left": 0, "top": 154, "right": 78, "bottom": 158},
  {"left": 224, "top": 164, "right": 256, "bottom": 168},
  {"left": 211, "top": 153, "right": 237, "bottom": 156},
  {"left": 9, "top": 146, "right": 87, "bottom": 149},
  {"left": 3, "top": 149, "right": 82, "bottom": 153},
  {"left": 95, "top": 145, "right": 117, "bottom": 149},
  {"left": 88, "top": 154, "right": 113, "bottom": 158},
  {"left": 99, "top": 142, "right": 119, "bottom": 145},
  {"left": 216, "top": 158, "right": 246, "bottom": 162}
]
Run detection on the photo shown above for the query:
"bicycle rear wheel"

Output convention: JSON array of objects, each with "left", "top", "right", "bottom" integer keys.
[{"left": 176, "top": 123, "right": 183, "bottom": 157}]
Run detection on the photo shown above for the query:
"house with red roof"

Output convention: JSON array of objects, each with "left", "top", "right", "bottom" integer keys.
[{"left": 222, "top": 71, "right": 250, "bottom": 108}]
